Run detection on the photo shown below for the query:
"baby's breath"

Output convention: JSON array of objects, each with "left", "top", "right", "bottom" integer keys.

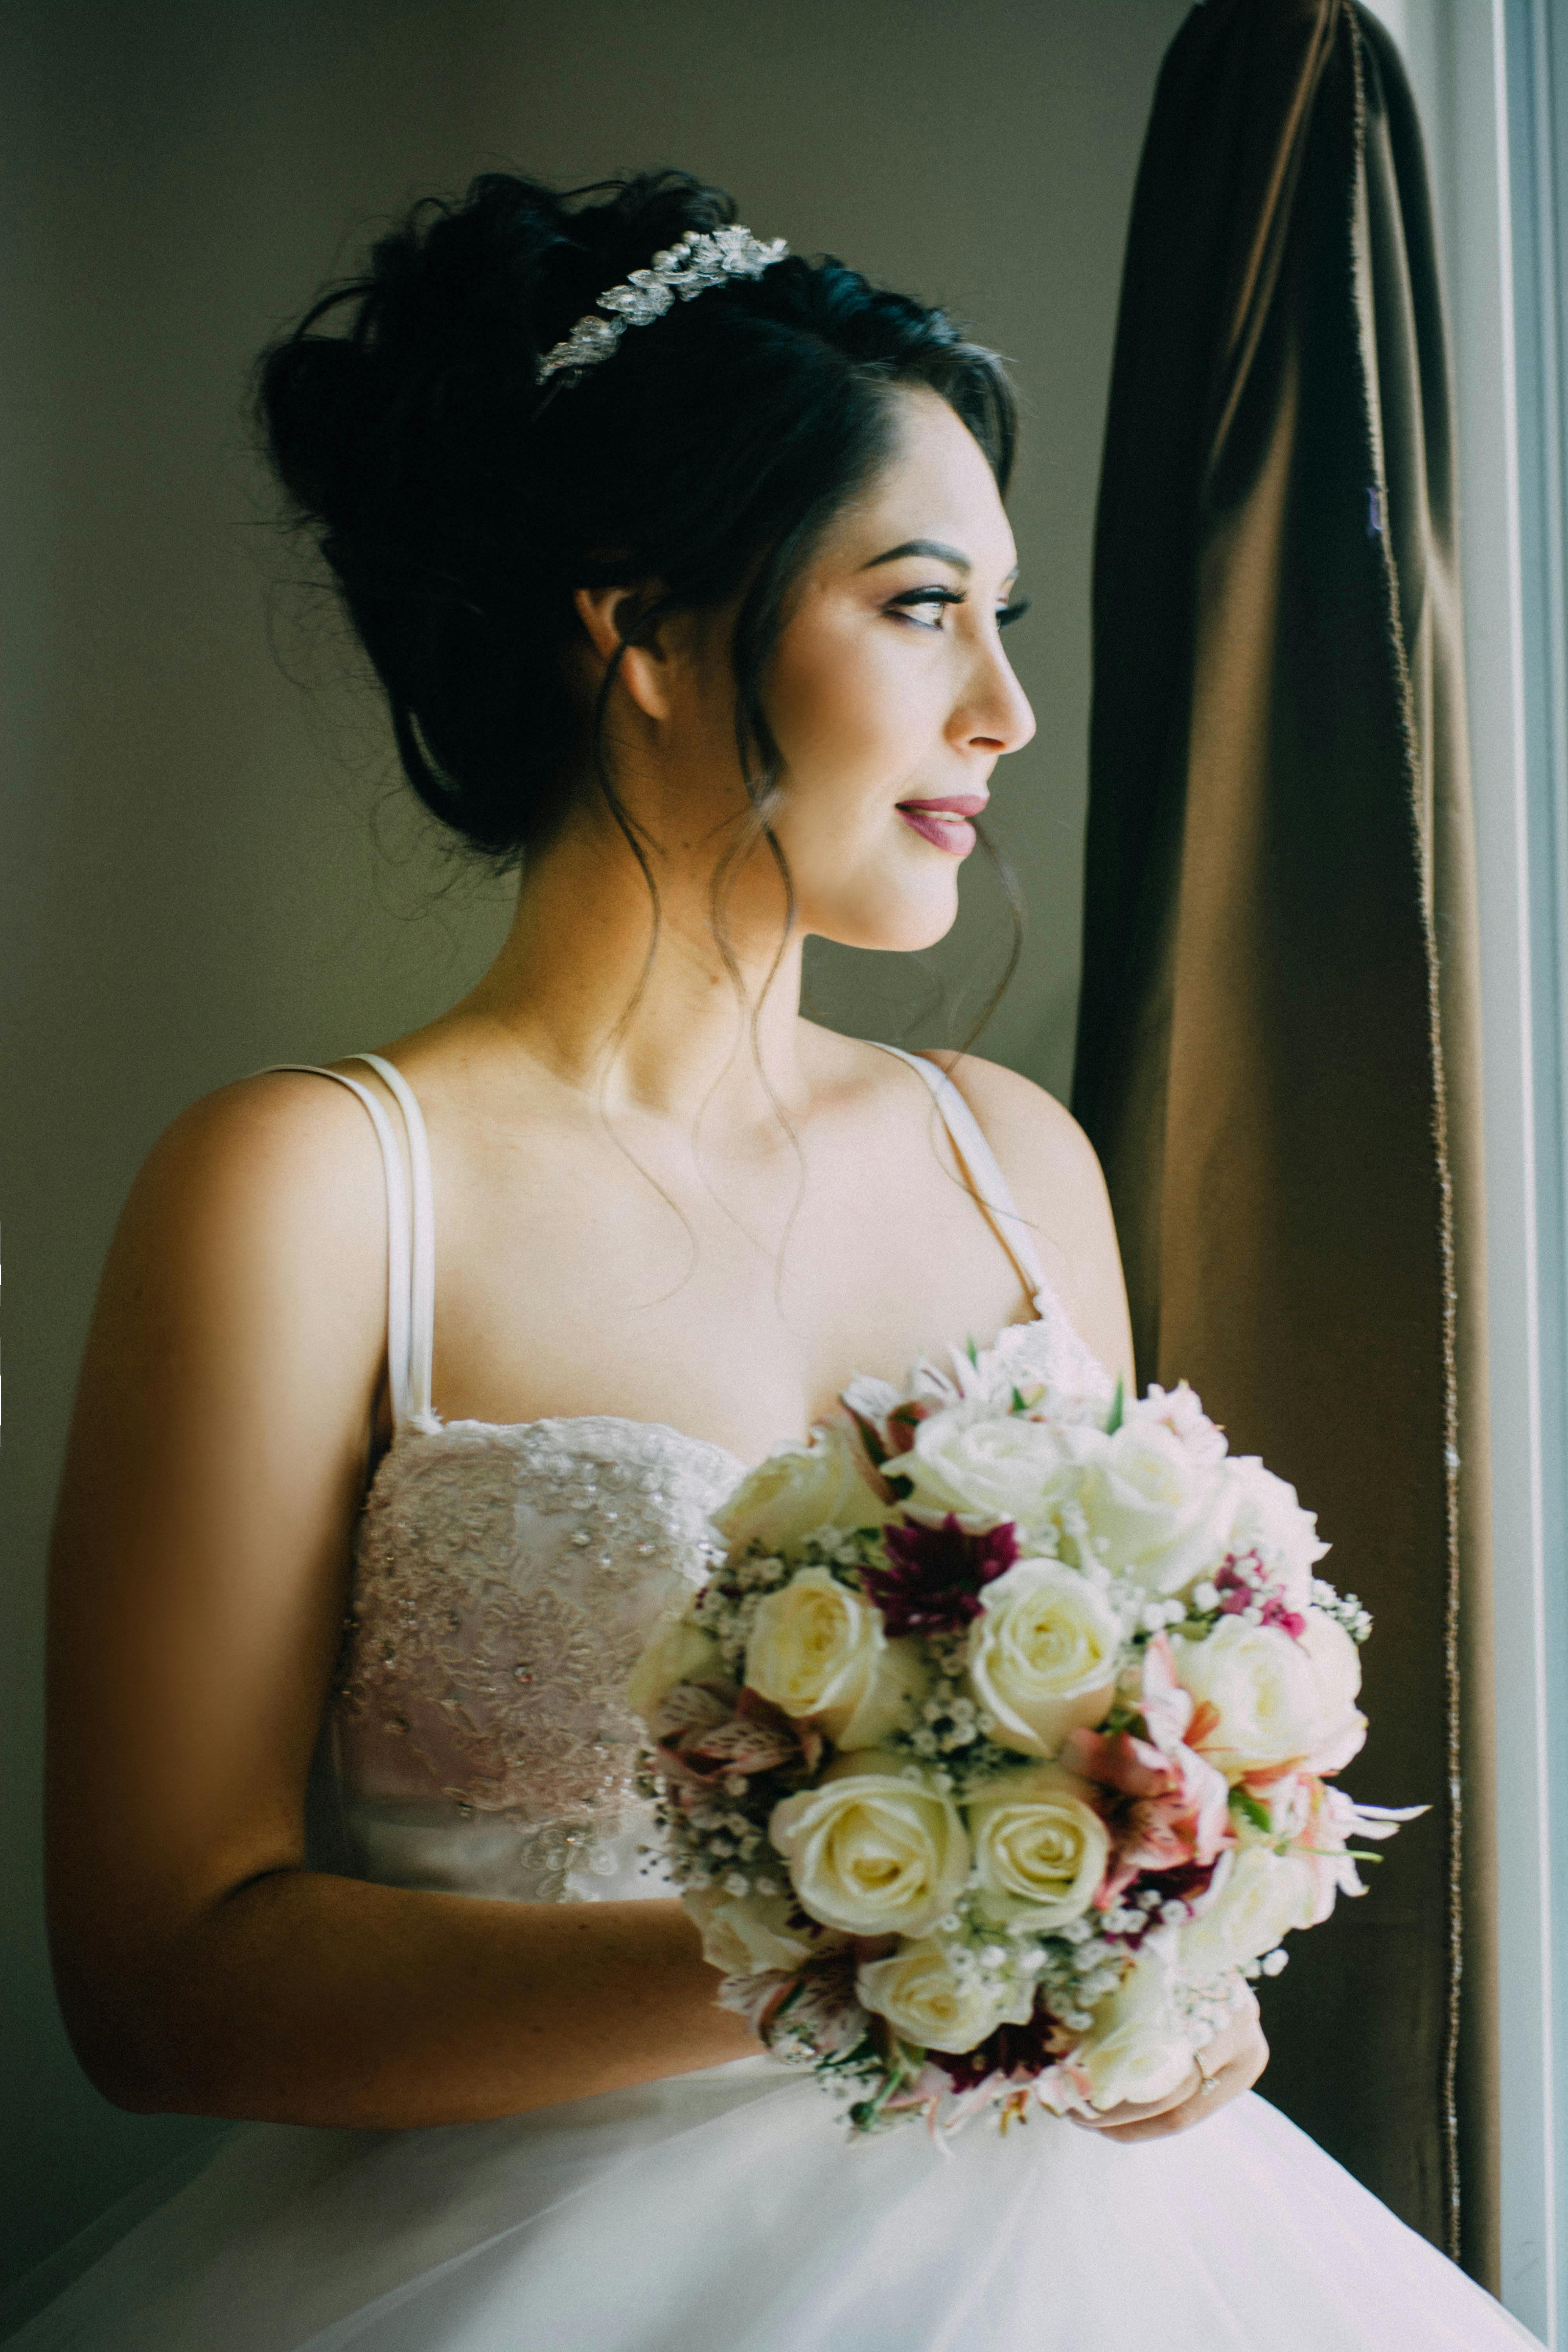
[{"left": 1311, "top": 1577, "right": 1374, "bottom": 1642}]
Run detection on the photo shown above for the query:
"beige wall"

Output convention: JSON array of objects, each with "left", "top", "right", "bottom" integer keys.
[{"left": 0, "top": 0, "right": 1185, "bottom": 2300}]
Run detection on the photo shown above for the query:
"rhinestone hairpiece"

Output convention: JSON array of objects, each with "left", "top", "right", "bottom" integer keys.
[{"left": 536, "top": 224, "right": 789, "bottom": 385}]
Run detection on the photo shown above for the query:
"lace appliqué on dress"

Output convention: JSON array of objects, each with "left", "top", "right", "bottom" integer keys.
[
  {"left": 334, "top": 1419, "right": 739, "bottom": 1902},
  {"left": 993, "top": 1288, "right": 1118, "bottom": 1418}
]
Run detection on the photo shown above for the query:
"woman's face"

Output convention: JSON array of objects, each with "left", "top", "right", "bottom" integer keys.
[{"left": 754, "top": 384, "right": 1036, "bottom": 953}]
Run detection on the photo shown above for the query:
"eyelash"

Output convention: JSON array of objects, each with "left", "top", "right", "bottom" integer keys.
[{"left": 886, "top": 588, "right": 1031, "bottom": 632}]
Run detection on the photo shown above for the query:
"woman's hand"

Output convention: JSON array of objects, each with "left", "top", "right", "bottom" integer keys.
[{"left": 1063, "top": 1991, "right": 1268, "bottom": 2144}]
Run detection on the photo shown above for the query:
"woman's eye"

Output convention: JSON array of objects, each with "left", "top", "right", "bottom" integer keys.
[
  {"left": 885, "top": 587, "right": 1028, "bottom": 633},
  {"left": 888, "top": 589, "right": 963, "bottom": 631}
]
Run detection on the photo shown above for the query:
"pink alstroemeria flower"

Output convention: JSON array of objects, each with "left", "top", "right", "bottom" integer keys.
[
  {"left": 841, "top": 1375, "right": 949, "bottom": 1465},
  {"left": 652, "top": 1683, "right": 818, "bottom": 1796},
  {"left": 1284, "top": 1778, "right": 1427, "bottom": 1918},
  {"left": 1062, "top": 1634, "right": 1232, "bottom": 1904}
]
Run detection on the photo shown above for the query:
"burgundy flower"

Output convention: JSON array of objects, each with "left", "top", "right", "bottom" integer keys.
[
  {"left": 860, "top": 1514, "right": 1020, "bottom": 1637},
  {"left": 1104, "top": 1855, "right": 1225, "bottom": 1936},
  {"left": 1140, "top": 1857, "right": 1223, "bottom": 1909},
  {"left": 927, "top": 2005, "right": 1067, "bottom": 2093}
]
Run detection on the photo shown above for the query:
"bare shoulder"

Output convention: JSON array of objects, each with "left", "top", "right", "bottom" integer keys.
[
  {"left": 918, "top": 1051, "right": 1100, "bottom": 1185},
  {"left": 919, "top": 1050, "right": 1134, "bottom": 1386},
  {"left": 80, "top": 1066, "right": 394, "bottom": 1470},
  {"left": 127, "top": 1064, "right": 390, "bottom": 1265}
]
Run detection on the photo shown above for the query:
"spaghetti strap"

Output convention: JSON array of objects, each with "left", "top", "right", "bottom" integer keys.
[
  {"left": 869, "top": 1042, "right": 1048, "bottom": 1303},
  {"left": 261, "top": 1041, "right": 1039, "bottom": 1420},
  {"left": 348, "top": 1054, "right": 436, "bottom": 1428},
  {"left": 251, "top": 1061, "right": 428, "bottom": 1434}
]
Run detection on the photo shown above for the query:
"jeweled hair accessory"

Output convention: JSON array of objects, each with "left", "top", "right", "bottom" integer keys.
[{"left": 537, "top": 224, "right": 789, "bottom": 385}]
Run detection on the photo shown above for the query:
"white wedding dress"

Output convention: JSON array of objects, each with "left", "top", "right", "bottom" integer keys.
[{"left": 7, "top": 1047, "right": 1539, "bottom": 2350}]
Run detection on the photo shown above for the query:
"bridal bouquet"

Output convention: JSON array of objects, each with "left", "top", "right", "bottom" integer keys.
[{"left": 630, "top": 1332, "right": 1420, "bottom": 2138}]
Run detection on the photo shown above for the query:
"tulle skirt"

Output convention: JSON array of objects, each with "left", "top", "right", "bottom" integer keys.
[{"left": 3, "top": 2056, "right": 1539, "bottom": 2350}]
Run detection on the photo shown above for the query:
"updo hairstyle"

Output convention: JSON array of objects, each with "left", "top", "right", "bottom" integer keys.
[{"left": 256, "top": 169, "right": 1016, "bottom": 871}]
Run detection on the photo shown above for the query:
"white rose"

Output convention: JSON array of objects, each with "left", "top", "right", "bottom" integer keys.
[
  {"left": 624, "top": 1606, "right": 723, "bottom": 1728},
  {"left": 1172, "top": 1617, "right": 1320, "bottom": 1776},
  {"left": 1224, "top": 1457, "right": 1329, "bottom": 1608},
  {"left": 684, "top": 1886, "right": 819, "bottom": 1978},
  {"left": 745, "top": 1566, "right": 880, "bottom": 1717},
  {"left": 857, "top": 1939, "right": 1029, "bottom": 2053},
  {"left": 828, "top": 1637, "right": 930, "bottom": 1751},
  {"left": 1075, "top": 1945, "right": 1196, "bottom": 2112},
  {"left": 743, "top": 1565, "right": 927, "bottom": 1746},
  {"left": 1078, "top": 1417, "right": 1232, "bottom": 1596},
  {"left": 966, "top": 1768, "right": 1109, "bottom": 1926},
  {"left": 1178, "top": 1844, "right": 1319, "bottom": 1975},
  {"left": 897, "top": 1407, "right": 1103, "bottom": 1536},
  {"left": 1297, "top": 1609, "right": 1367, "bottom": 1773},
  {"left": 967, "top": 1559, "right": 1122, "bottom": 1759},
  {"left": 1173, "top": 1610, "right": 1362, "bottom": 1778},
  {"left": 713, "top": 1421, "right": 888, "bottom": 1557},
  {"left": 768, "top": 1754, "right": 970, "bottom": 1937}
]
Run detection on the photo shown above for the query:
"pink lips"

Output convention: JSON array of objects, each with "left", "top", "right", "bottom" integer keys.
[{"left": 895, "top": 794, "right": 988, "bottom": 855}]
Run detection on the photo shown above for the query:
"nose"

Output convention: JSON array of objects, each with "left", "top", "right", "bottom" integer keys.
[{"left": 950, "top": 632, "right": 1037, "bottom": 761}]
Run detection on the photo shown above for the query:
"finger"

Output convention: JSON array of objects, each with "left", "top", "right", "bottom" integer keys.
[
  {"left": 1090, "top": 2030, "right": 1269, "bottom": 2142},
  {"left": 1066, "top": 2024, "right": 1269, "bottom": 2138},
  {"left": 1063, "top": 2059, "right": 1204, "bottom": 2132},
  {"left": 1093, "top": 2076, "right": 1231, "bottom": 2142}
]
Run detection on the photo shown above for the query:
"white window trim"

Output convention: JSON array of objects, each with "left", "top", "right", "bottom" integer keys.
[{"left": 1368, "top": 0, "right": 1566, "bottom": 2337}]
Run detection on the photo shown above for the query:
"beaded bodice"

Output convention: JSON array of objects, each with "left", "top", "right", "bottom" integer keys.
[
  {"left": 327, "top": 1416, "right": 740, "bottom": 1904},
  {"left": 266, "top": 1047, "right": 1113, "bottom": 1910}
]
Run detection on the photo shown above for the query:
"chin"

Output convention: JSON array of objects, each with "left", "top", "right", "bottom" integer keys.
[{"left": 806, "top": 872, "right": 962, "bottom": 955}]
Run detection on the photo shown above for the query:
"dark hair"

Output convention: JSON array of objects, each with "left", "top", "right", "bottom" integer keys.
[{"left": 255, "top": 168, "right": 1017, "bottom": 874}]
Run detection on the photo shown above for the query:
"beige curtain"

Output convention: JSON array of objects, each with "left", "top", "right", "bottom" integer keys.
[{"left": 1071, "top": 0, "right": 1495, "bottom": 2278}]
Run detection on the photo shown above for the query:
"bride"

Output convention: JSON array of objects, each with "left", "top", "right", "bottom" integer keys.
[{"left": 21, "top": 169, "right": 1536, "bottom": 2348}]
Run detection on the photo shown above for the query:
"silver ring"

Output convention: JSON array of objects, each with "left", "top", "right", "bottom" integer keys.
[{"left": 1195, "top": 2050, "right": 1222, "bottom": 2096}]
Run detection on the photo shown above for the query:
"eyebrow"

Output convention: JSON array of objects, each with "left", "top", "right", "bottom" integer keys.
[
  {"left": 859, "top": 537, "right": 1020, "bottom": 586},
  {"left": 861, "top": 538, "right": 973, "bottom": 574}
]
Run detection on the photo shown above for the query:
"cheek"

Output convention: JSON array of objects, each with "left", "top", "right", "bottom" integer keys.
[
  {"left": 766, "top": 616, "right": 934, "bottom": 803},
  {"left": 760, "top": 614, "right": 964, "bottom": 951}
]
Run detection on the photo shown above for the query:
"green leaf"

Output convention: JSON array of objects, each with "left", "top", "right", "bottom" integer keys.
[
  {"left": 1011, "top": 1385, "right": 1028, "bottom": 1414},
  {"left": 1105, "top": 1377, "right": 1125, "bottom": 1435},
  {"left": 1229, "top": 1785, "right": 1272, "bottom": 1833},
  {"left": 846, "top": 1406, "right": 889, "bottom": 1469}
]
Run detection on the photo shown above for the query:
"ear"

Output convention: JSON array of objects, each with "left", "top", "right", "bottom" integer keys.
[{"left": 572, "top": 584, "right": 673, "bottom": 723}]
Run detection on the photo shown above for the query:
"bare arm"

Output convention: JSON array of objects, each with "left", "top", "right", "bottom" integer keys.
[{"left": 45, "top": 1076, "right": 756, "bottom": 2127}]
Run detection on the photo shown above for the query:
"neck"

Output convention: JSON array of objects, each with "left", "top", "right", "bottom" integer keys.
[{"left": 455, "top": 801, "right": 812, "bottom": 1129}]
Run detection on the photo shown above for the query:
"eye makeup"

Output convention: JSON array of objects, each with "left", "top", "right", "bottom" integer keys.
[{"left": 883, "top": 587, "right": 1030, "bottom": 630}]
